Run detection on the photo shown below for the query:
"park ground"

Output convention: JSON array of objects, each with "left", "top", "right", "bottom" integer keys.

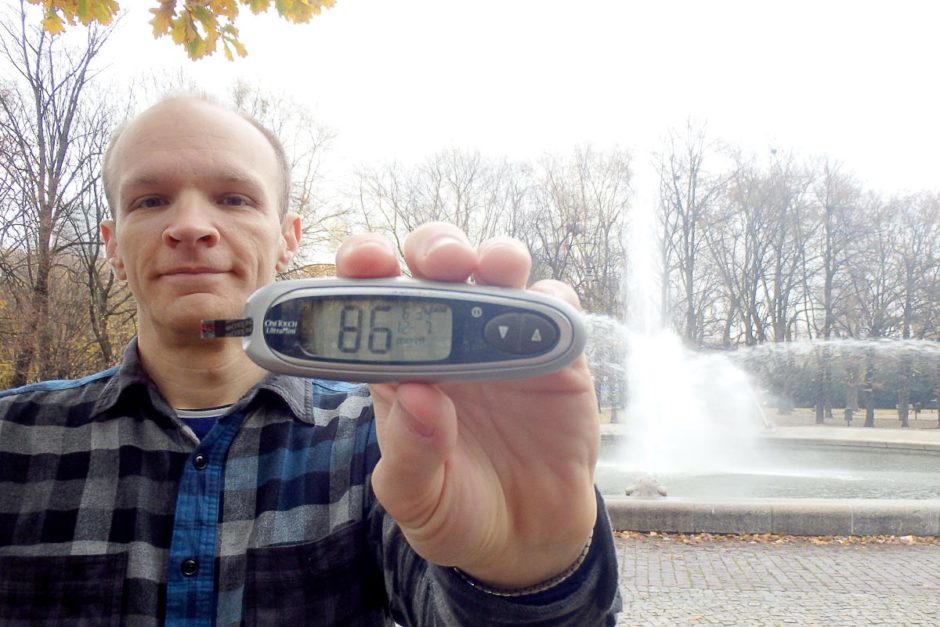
[{"left": 614, "top": 530, "right": 940, "bottom": 626}]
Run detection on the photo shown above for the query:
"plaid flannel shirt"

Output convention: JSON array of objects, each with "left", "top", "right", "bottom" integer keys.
[{"left": 0, "top": 340, "right": 621, "bottom": 626}]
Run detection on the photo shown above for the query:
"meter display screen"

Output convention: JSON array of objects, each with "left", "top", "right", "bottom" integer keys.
[{"left": 298, "top": 297, "right": 453, "bottom": 362}]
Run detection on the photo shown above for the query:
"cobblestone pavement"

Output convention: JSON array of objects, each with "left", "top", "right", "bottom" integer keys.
[{"left": 615, "top": 534, "right": 940, "bottom": 626}]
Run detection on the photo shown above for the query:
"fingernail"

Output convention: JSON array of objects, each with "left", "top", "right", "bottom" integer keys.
[
  {"left": 479, "top": 239, "right": 525, "bottom": 255},
  {"left": 424, "top": 235, "right": 466, "bottom": 258},
  {"left": 357, "top": 236, "right": 398, "bottom": 255},
  {"left": 335, "top": 236, "right": 399, "bottom": 272}
]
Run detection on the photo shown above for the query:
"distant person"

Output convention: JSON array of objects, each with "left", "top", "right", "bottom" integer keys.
[{"left": 0, "top": 96, "right": 621, "bottom": 625}]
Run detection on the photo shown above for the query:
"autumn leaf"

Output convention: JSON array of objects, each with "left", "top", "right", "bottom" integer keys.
[
  {"left": 28, "top": 0, "right": 118, "bottom": 29},
  {"left": 77, "top": 0, "right": 119, "bottom": 25},
  {"left": 220, "top": 23, "right": 247, "bottom": 59},
  {"left": 149, "top": 3, "right": 175, "bottom": 37},
  {"left": 275, "top": 0, "right": 336, "bottom": 23},
  {"left": 210, "top": 0, "right": 239, "bottom": 20},
  {"left": 32, "top": 0, "right": 336, "bottom": 60},
  {"left": 169, "top": 13, "right": 190, "bottom": 45},
  {"left": 190, "top": 5, "right": 217, "bottom": 32},
  {"left": 42, "top": 11, "right": 67, "bottom": 34},
  {"left": 247, "top": 0, "right": 270, "bottom": 14}
]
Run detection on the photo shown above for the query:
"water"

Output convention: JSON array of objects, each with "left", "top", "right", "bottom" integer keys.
[
  {"left": 613, "top": 191, "right": 773, "bottom": 479},
  {"left": 586, "top": 313, "right": 940, "bottom": 499},
  {"left": 589, "top": 190, "right": 940, "bottom": 498},
  {"left": 586, "top": 314, "right": 769, "bottom": 476},
  {"left": 595, "top": 441, "right": 940, "bottom": 499},
  {"left": 729, "top": 337, "right": 940, "bottom": 360}
]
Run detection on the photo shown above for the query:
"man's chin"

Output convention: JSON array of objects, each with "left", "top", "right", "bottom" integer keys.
[{"left": 152, "top": 297, "right": 243, "bottom": 337}]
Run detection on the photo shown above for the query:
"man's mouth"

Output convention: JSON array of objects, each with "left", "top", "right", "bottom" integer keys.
[{"left": 163, "top": 267, "right": 226, "bottom": 276}]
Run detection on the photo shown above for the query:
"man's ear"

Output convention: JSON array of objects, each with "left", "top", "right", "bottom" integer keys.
[
  {"left": 276, "top": 212, "right": 302, "bottom": 273},
  {"left": 100, "top": 219, "right": 127, "bottom": 280}
]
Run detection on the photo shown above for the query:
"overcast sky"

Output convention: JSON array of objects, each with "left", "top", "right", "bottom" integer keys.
[{"left": 102, "top": 0, "right": 940, "bottom": 201}]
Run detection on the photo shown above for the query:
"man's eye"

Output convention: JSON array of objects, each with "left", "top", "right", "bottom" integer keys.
[
  {"left": 220, "top": 195, "right": 251, "bottom": 207},
  {"left": 135, "top": 197, "right": 166, "bottom": 209}
]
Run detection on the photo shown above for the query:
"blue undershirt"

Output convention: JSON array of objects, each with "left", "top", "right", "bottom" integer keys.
[{"left": 176, "top": 406, "right": 229, "bottom": 440}]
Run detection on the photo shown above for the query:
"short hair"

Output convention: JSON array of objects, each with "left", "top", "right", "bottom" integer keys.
[{"left": 101, "top": 93, "right": 291, "bottom": 217}]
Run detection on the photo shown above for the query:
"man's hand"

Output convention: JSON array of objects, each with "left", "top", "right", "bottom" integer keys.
[{"left": 335, "top": 223, "right": 599, "bottom": 589}]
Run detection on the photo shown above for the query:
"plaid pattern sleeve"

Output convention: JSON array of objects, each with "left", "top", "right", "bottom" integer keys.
[{"left": 0, "top": 339, "right": 620, "bottom": 626}]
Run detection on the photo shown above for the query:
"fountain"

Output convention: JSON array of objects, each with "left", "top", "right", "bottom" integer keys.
[{"left": 590, "top": 199, "right": 940, "bottom": 536}]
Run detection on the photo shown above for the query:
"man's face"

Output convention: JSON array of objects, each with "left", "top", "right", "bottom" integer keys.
[{"left": 101, "top": 99, "right": 299, "bottom": 339}]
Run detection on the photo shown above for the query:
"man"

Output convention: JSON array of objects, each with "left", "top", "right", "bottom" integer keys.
[{"left": 0, "top": 96, "right": 620, "bottom": 625}]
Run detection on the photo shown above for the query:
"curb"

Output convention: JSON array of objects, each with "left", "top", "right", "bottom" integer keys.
[
  {"left": 600, "top": 431, "right": 940, "bottom": 453},
  {"left": 606, "top": 497, "right": 940, "bottom": 537},
  {"left": 762, "top": 436, "right": 940, "bottom": 453}
]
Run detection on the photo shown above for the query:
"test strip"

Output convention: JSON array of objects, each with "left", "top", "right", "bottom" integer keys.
[{"left": 200, "top": 318, "right": 254, "bottom": 339}]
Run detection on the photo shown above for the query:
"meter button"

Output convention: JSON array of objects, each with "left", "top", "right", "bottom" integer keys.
[
  {"left": 484, "top": 313, "right": 523, "bottom": 353},
  {"left": 520, "top": 314, "right": 558, "bottom": 354}
]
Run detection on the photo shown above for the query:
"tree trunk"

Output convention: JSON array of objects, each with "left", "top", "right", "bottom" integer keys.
[
  {"left": 10, "top": 339, "right": 36, "bottom": 387},
  {"left": 897, "top": 352, "right": 912, "bottom": 428},
  {"left": 844, "top": 363, "right": 859, "bottom": 425},
  {"left": 863, "top": 349, "right": 876, "bottom": 428},
  {"left": 936, "top": 360, "right": 940, "bottom": 428},
  {"left": 775, "top": 350, "right": 794, "bottom": 415},
  {"left": 34, "top": 229, "right": 54, "bottom": 380},
  {"left": 814, "top": 345, "right": 832, "bottom": 424}
]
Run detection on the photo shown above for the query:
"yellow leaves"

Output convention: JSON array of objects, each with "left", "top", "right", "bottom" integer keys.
[
  {"left": 210, "top": 0, "right": 239, "bottom": 20},
  {"left": 248, "top": 0, "right": 270, "bottom": 14},
  {"left": 42, "top": 11, "right": 67, "bottom": 35},
  {"left": 220, "top": 24, "right": 247, "bottom": 61},
  {"left": 32, "top": 0, "right": 336, "bottom": 60},
  {"left": 84, "top": 0, "right": 120, "bottom": 24},
  {"left": 154, "top": 0, "right": 339, "bottom": 59},
  {"left": 275, "top": 0, "right": 337, "bottom": 24},
  {"left": 27, "top": 0, "right": 120, "bottom": 30},
  {"left": 149, "top": 1, "right": 175, "bottom": 37}
]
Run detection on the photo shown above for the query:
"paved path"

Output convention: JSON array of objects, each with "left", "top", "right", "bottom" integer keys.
[
  {"left": 614, "top": 534, "right": 940, "bottom": 626},
  {"left": 765, "top": 425, "right": 940, "bottom": 451}
]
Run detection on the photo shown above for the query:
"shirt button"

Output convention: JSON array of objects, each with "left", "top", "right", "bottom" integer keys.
[
  {"left": 181, "top": 559, "right": 199, "bottom": 576},
  {"left": 193, "top": 454, "right": 208, "bottom": 470}
]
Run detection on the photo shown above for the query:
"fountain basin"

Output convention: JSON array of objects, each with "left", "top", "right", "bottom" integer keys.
[{"left": 599, "top": 424, "right": 940, "bottom": 535}]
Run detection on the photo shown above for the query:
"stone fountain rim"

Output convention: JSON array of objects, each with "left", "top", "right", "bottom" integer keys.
[
  {"left": 600, "top": 424, "right": 940, "bottom": 536},
  {"left": 605, "top": 495, "right": 940, "bottom": 537}
]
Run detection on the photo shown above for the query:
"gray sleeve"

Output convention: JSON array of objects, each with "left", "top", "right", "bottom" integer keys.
[{"left": 370, "top": 488, "right": 623, "bottom": 627}]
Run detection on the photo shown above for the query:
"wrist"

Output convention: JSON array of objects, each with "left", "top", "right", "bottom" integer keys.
[{"left": 453, "top": 530, "right": 594, "bottom": 597}]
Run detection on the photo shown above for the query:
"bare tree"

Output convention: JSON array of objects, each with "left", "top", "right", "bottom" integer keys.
[
  {"left": 231, "top": 80, "right": 346, "bottom": 260},
  {"left": 842, "top": 194, "right": 902, "bottom": 426},
  {"left": 706, "top": 157, "right": 770, "bottom": 347},
  {"left": 0, "top": 2, "right": 113, "bottom": 384},
  {"left": 888, "top": 193, "right": 940, "bottom": 426},
  {"left": 753, "top": 151, "right": 817, "bottom": 345},
  {"left": 705, "top": 153, "right": 810, "bottom": 411},
  {"left": 809, "top": 161, "right": 862, "bottom": 423},
  {"left": 355, "top": 149, "right": 527, "bottom": 256},
  {"left": 525, "top": 147, "right": 631, "bottom": 316},
  {"left": 62, "top": 122, "right": 136, "bottom": 369},
  {"left": 656, "top": 122, "right": 726, "bottom": 344}
]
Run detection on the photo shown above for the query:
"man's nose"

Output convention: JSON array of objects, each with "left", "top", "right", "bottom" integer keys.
[{"left": 163, "top": 194, "right": 220, "bottom": 247}]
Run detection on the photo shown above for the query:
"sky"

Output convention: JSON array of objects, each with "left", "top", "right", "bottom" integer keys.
[{"left": 100, "top": 0, "right": 940, "bottom": 204}]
